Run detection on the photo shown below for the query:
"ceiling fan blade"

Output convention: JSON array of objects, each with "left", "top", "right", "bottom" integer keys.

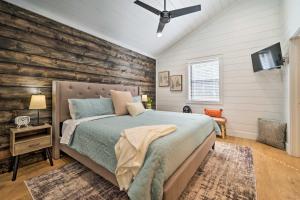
[
  {"left": 169, "top": 5, "right": 201, "bottom": 18},
  {"left": 134, "top": 0, "right": 161, "bottom": 15},
  {"left": 157, "top": 21, "right": 165, "bottom": 33}
]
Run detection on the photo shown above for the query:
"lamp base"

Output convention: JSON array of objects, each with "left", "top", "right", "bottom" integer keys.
[{"left": 30, "top": 109, "right": 43, "bottom": 127}]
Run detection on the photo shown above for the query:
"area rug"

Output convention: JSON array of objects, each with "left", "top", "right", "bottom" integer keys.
[{"left": 25, "top": 142, "right": 256, "bottom": 200}]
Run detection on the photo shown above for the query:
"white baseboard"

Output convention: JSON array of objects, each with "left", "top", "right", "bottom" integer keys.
[
  {"left": 285, "top": 142, "right": 291, "bottom": 154},
  {"left": 286, "top": 143, "right": 300, "bottom": 157},
  {"left": 227, "top": 130, "right": 258, "bottom": 140},
  {"left": 229, "top": 133, "right": 294, "bottom": 155}
]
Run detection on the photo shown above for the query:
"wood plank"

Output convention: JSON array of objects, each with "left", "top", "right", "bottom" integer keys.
[
  {"left": 0, "top": 36, "right": 106, "bottom": 68},
  {"left": 0, "top": 33, "right": 153, "bottom": 74},
  {"left": 0, "top": 24, "right": 106, "bottom": 62},
  {"left": 0, "top": 63, "right": 155, "bottom": 88},
  {"left": 0, "top": 98, "right": 52, "bottom": 111},
  {"left": 0, "top": 24, "right": 155, "bottom": 72},
  {"left": 0, "top": 99, "right": 29, "bottom": 111},
  {"left": 0, "top": 11, "right": 155, "bottom": 68},
  {"left": 0, "top": 149, "right": 10, "bottom": 160},
  {"left": 0, "top": 123, "right": 15, "bottom": 135},
  {"left": 0, "top": 74, "right": 52, "bottom": 87},
  {"left": 0, "top": 134, "right": 9, "bottom": 148},
  {"left": 0, "top": 49, "right": 152, "bottom": 83},
  {"left": 0, "top": 1, "right": 155, "bottom": 63},
  {"left": 0, "top": 112, "right": 13, "bottom": 124},
  {"left": 220, "top": 137, "right": 300, "bottom": 200},
  {"left": 0, "top": 110, "right": 51, "bottom": 124},
  {"left": 0, "top": 87, "right": 51, "bottom": 99}
]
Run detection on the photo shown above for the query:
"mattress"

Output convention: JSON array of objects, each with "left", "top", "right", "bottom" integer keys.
[{"left": 64, "top": 110, "right": 220, "bottom": 200}]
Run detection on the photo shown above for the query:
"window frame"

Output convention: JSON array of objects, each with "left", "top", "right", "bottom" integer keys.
[{"left": 186, "top": 56, "right": 223, "bottom": 105}]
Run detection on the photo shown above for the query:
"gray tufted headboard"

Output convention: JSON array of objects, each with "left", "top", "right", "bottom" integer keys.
[
  {"left": 52, "top": 81, "right": 139, "bottom": 122},
  {"left": 52, "top": 81, "right": 139, "bottom": 158}
]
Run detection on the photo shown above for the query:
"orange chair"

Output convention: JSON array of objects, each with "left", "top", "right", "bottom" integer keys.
[{"left": 204, "top": 109, "right": 227, "bottom": 139}]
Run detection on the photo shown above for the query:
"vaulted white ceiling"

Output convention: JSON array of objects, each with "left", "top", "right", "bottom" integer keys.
[{"left": 7, "top": 0, "right": 237, "bottom": 57}]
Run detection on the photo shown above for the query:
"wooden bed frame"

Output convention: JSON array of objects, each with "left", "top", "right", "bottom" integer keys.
[{"left": 52, "top": 80, "right": 216, "bottom": 200}]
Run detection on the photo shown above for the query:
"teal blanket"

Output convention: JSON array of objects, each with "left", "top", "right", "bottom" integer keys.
[{"left": 69, "top": 110, "right": 220, "bottom": 200}]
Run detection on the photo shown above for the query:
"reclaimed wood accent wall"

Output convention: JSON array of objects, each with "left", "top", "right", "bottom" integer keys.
[{"left": 0, "top": 1, "right": 156, "bottom": 173}]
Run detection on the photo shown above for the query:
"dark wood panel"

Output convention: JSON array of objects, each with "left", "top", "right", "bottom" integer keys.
[
  {"left": 0, "top": 1, "right": 154, "bottom": 64},
  {"left": 0, "top": 66, "right": 155, "bottom": 90},
  {"left": 0, "top": 87, "right": 51, "bottom": 99},
  {"left": 0, "top": 49, "right": 152, "bottom": 83},
  {"left": 0, "top": 11, "right": 154, "bottom": 69},
  {"left": 0, "top": 109, "right": 51, "bottom": 124},
  {"left": 0, "top": 0, "right": 156, "bottom": 173},
  {"left": 0, "top": 34, "right": 153, "bottom": 74},
  {"left": 0, "top": 24, "right": 154, "bottom": 72},
  {"left": 0, "top": 74, "right": 52, "bottom": 87}
]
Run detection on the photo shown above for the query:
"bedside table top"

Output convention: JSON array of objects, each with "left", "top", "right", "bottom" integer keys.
[{"left": 10, "top": 124, "right": 52, "bottom": 134}]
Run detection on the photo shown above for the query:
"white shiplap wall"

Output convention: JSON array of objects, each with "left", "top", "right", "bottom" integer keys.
[
  {"left": 156, "top": 0, "right": 284, "bottom": 139},
  {"left": 281, "top": 0, "right": 300, "bottom": 42}
]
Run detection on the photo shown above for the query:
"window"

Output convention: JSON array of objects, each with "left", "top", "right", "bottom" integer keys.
[{"left": 188, "top": 58, "right": 221, "bottom": 103}]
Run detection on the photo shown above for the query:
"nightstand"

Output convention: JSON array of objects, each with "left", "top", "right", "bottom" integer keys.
[{"left": 9, "top": 124, "right": 53, "bottom": 181}]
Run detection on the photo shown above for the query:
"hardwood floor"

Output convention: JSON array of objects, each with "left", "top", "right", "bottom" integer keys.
[
  {"left": 0, "top": 156, "right": 73, "bottom": 200},
  {"left": 0, "top": 136, "right": 299, "bottom": 200},
  {"left": 219, "top": 137, "right": 300, "bottom": 200}
]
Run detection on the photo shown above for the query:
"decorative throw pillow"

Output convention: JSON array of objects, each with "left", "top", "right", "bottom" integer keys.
[
  {"left": 68, "top": 98, "right": 115, "bottom": 120},
  {"left": 68, "top": 100, "right": 76, "bottom": 119},
  {"left": 127, "top": 102, "right": 145, "bottom": 116},
  {"left": 204, "top": 108, "right": 223, "bottom": 118},
  {"left": 257, "top": 118, "right": 287, "bottom": 150},
  {"left": 133, "top": 96, "right": 142, "bottom": 103},
  {"left": 103, "top": 95, "right": 140, "bottom": 102},
  {"left": 111, "top": 90, "right": 133, "bottom": 115}
]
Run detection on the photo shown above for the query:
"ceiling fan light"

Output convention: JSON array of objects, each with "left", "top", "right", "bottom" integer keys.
[{"left": 135, "top": 1, "right": 201, "bottom": 37}]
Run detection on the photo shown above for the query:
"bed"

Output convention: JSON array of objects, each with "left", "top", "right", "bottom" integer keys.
[{"left": 52, "top": 81, "right": 217, "bottom": 200}]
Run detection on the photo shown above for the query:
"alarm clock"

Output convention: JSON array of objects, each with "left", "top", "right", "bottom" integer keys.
[{"left": 15, "top": 116, "right": 30, "bottom": 128}]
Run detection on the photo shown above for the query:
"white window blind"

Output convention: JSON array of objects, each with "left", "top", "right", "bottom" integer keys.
[{"left": 189, "top": 58, "right": 220, "bottom": 103}]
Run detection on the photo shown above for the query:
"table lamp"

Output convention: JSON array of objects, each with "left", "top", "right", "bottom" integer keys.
[
  {"left": 29, "top": 94, "right": 46, "bottom": 126},
  {"left": 141, "top": 95, "right": 148, "bottom": 108},
  {"left": 142, "top": 95, "right": 148, "bottom": 102}
]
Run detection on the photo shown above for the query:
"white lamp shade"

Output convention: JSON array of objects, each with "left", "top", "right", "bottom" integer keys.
[
  {"left": 142, "top": 95, "right": 148, "bottom": 102},
  {"left": 29, "top": 95, "right": 46, "bottom": 110}
]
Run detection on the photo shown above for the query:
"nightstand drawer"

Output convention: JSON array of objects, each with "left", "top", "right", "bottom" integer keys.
[{"left": 14, "top": 135, "right": 51, "bottom": 155}]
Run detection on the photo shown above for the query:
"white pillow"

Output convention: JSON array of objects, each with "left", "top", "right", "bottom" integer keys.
[
  {"left": 126, "top": 102, "right": 145, "bottom": 117},
  {"left": 68, "top": 99, "right": 75, "bottom": 119},
  {"left": 111, "top": 90, "right": 133, "bottom": 115}
]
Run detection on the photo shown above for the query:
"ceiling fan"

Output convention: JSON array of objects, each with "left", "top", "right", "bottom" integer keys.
[{"left": 134, "top": 0, "right": 201, "bottom": 37}]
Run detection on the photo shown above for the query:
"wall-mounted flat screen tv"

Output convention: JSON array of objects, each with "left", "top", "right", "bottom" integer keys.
[{"left": 251, "top": 43, "right": 283, "bottom": 72}]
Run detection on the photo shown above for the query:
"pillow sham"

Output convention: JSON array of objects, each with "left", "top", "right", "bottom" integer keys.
[
  {"left": 257, "top": 118, "right": 287, "bottom": 150},
  {"left": 68, "top": 98, "right": 114, "bottom": 120},
  {"left": 101, "top": 95, "right": 141, "bottom": 102},
  {"left": 204, "top": 108, "right": 223, "bottom": 118},
  {"left": 111, "top": 90, "right": 133, "bottom": 115},
  {"left": 133, "top": 95, "right": 142, "bottom": 103},
  {"left": 127, "top": 102, "right": 145, "bottom": 116}
]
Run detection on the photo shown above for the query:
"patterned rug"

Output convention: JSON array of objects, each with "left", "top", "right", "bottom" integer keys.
[{"left": 25, "top": 142, "right": 256, "bottom": 200}]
